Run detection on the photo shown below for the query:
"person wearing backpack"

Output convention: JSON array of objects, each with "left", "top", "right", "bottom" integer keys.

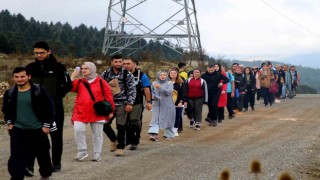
[
  {"left": 123, "top": 58, "right": 152, "bottom": 150},
  {"left": 26, "top": 41, "right": 72, "bottom": 173},
  {"left": 2, "top": 67, "right": 55, "bottom": 180},
  {"left": 101, "top": 55, "right": 136, "bottom": 156},
  {"left": 70, "top": 62, "right": 115, "bottom": 162}
]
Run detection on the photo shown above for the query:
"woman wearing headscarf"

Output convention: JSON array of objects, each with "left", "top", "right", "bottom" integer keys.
[
  {"left": 70, "top": 62, "right": 115, "bottom": 161},
  {"left": 168, "top": 68, "right": 187, "bottom": 136},
  {"left": 148, "top": 71, "right": 176, "bottom": 141}
]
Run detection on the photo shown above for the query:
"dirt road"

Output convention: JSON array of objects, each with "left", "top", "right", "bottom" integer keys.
[{"left": 1, "top": 94, "right": 320, "bottom": 179}]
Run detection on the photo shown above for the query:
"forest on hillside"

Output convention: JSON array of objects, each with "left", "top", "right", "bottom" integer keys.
[{"left": 0, "top": 10, "right": 206, "bottom": 61}]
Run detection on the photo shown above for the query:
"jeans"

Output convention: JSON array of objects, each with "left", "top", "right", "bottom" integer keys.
[
  {"left": 282, "top": 82, "right": 293, "bottom": 98},
  {"left": 261, "top": 87, "right": 272, "bottom": 105}
]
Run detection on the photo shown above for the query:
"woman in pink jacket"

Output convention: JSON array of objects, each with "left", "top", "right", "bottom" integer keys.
[{"left": 70, "top": 62, "right": 114, "bottom": 162}]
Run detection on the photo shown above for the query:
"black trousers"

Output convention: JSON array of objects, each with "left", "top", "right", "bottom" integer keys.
[
  {"left": 27, "top": 100, "right": 65, "bottom": 169},
  {"left": 226, "top": 93, "right": 235, "bottom": 116},
  {"left": 208, "top": 95, "right": 220, "bottom": 122},
  {"left": 9, "top": 127, "right": 52, "bottom": 180}
]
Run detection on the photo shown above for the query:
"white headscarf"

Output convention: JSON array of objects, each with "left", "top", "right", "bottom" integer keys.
[{"left": 83, "top": 62, "right": 97, "bottom": 81}]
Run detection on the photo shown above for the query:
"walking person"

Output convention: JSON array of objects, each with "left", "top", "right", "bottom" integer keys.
[
  {"left": 252, "top": 66, "right": 261, "bottom": 104},
  {"left": 26, "top": 41, "right": 72, "bottom": 173},
  {"left": 70, "top": 62, "right": 115, "bottom": 161},
  {"left": 281, "top": 65, "right": 293, "bottom": 99},
  {"left": 225, "top": 68, "right": 236, "bottom": 119},
  {"left": 168, "top": 68, "right": 187, "bottom": 136},
  {"left": 2, "top": 67, "right": 55, "bottom": 180},
  {"left": 243, "top": 67, "right": 256, "bottom": 111},
  {"left": 186, "top": 68, "right": 208, "bottom": 130},
  {"left": 123, "top": 57, "right": 152, "bottom": 150},
  {"left": 233, "top": 66, "right": 246, "bottom": 115},
  {"left": 217, "top": 66, "right": 228, "bottom": 122},
  {"left": 148, "top": 71, "right": 176, "bottom": 141},
  {"left": 259, "top": 62, "right": 275, "bottom": 106},
  {"left": 101, "top": 54, "right": 136, "bottom": 156}
]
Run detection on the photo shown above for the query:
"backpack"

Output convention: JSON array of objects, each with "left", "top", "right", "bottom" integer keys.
[{"left": 269, "top": 80, "right": 279, "bottom": 94}]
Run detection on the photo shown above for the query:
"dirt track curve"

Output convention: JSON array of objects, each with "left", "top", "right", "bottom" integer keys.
[{"left": 1, "top": 94, "right": 320, "bottom": 180}]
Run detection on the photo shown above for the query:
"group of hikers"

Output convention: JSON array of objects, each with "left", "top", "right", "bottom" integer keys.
[{"left": 1, "top": 41, "right": 300, "bottom": 180}]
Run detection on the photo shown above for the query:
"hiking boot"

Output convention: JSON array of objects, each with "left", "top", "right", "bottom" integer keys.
[
  {"left": 52, "top": 163, "right": 61, "bottom": 172},
  {"left": 129, "top": 144, "right": 137, "bottom": 150},
  {"left": 251, "top": 106, "right": 255, "bottom": 111},
  {"left": 110, "top": 141, "right": 117, "bottom": 152},
  {"left": 115, "top": 149, "right": 125, "bottom": 156},
  {"left": 25, "top": 167, "right": 34, "bottom": 177},
  {"left": 92, "top": 153, "right": 101, "bottom": 161},
  {"left": 75, "top": 151, "right": 88, "bottom": 161}
]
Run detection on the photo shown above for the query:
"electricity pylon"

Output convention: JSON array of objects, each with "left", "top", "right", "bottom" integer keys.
[{"left": 102, "top": 0, "right": 202, "bottom": 60}]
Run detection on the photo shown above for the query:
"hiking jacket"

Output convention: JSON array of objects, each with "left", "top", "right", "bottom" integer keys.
[
  {"left": 2, "top": 83, "right": 55, "bottom": 128},
  {"left": 101, "top": 67, "right": 136, "bottom": 105},
  {"left": 71, "top": 77, "right": 115, "bottom": 123},
  {"left": 26, "top": 54, "right": 72, "bottom": 101},
  {"left": 201, "top": 71, "right": 230, "bottom": 97}
]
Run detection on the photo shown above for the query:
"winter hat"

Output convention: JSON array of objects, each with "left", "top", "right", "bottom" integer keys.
[{"left": 83, "top": 62, "right": 97, "bottom": 81}]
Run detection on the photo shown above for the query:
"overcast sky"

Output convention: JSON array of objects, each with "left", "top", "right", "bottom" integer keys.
[{"left": 2, "top": 0, "right": 320, "bottom": 67}]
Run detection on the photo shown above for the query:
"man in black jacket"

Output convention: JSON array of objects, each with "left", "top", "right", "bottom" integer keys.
[
  {"left": 2, "top": 67, "right": 55, "bottom": 180},
  {"left": 201, "top": 64, "right": 229, "bottom": 126},
  {"left": 26, "top": 41, "right": 72, "bottom": 173}
]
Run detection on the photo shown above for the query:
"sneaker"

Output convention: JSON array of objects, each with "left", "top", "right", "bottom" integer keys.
[
  {"left": 205, "top": 117, "right": 211, "bottom": 123},
  {"left": 110, "top": 141, "right": 117, "bottom": 152},
  {"left": 149, "top": 135, "right": 158, "bottom": 141},
  {"left": 115, "top": 149, "right": 125, "bottom": 156},
  {"left": 275, "top": 99, "right": 281, "bottom": 103},
  {"left": 173, "top": 128, "right": 179, "bottom": 137},
  {"left": 237, "top": 111, "right": 243, "bottom": 115},
  {"left": 25, "top": 167, "right": 34, "bottom": 177},
  {"left": 129, "top": 144, "right": 137, "bottom": 150},
  {"left": 52, "top": 163, "right": 61, "bottom": 172},
  {"left": 75, "top": 151, "right": 88, "bottom": 161},
  {"left": 251, "top": 106, "right": 255, "bottom": 111},
  {"left": 194, "top": 125, "right": 200, "bottom": 131},
  {"left": 209, "top": 121, "right": 217, "bottom": 127},
  {"left": 166, "top": 137, "right": 174, "bottom": 140},
  {"left": 92, "top": 153, "right": 101, "bottom": 161},
  {"left": 189, "top": 121, "right": 195, "bottom": 128}
]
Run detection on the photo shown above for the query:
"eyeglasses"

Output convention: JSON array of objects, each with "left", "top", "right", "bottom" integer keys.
[{"left": 33, "top": 52, "right": 47, "bottom": 55}]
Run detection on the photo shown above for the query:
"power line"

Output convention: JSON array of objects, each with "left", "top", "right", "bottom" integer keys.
[{"left": 260, "top": 0, "right": 320, "bottom": 39}]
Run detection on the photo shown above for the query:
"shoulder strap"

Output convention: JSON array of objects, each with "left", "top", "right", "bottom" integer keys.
[
  {"left": 34, "top": 84, "right": 41, "bottom": 96},
  {"left": 123, "top": 69, "right": 128, "bottom": 95},
  {"left": 8, "top": 87, "right": 14, "bottom": 99},
  {"left": 99, "top": 79, "right": 105, "bottom": 100},
  {"left": 137, "top": 70, "right": 141, "bottom": 82},
  {"left": 82, "top": 82, "right": 96, "bottom": 102}
]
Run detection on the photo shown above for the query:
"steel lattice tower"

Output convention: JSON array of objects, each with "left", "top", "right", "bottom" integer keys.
[{"left": 102, "top": 0, "right": 202, "bottom": 59}]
